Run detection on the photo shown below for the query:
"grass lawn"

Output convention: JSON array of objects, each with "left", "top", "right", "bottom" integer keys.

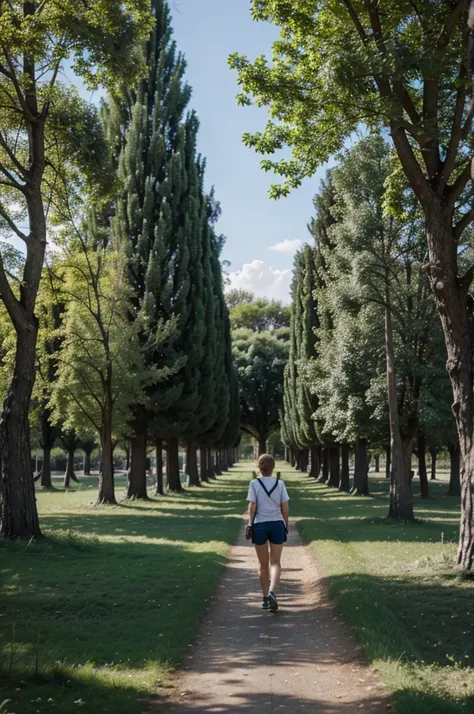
[
  {"left": 0, "top": 467, "right": 249, "bottom": 714},
  {"left": 285, "top": 466, "right": 474, "bottom": 714}
]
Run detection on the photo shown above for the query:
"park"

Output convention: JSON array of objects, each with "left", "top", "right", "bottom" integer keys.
[{"left": 1, "top": 1, "right": 474, "bottom": 713}]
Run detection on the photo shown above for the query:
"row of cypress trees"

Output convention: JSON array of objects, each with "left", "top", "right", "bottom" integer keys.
[
  {"left": 105, "top": 0, "right": 239, "bottom": 496},
  {"left": 281, "top": 137, "right": 459, "bottom": 513}
]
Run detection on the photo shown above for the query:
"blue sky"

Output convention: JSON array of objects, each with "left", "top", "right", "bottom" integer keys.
[
  {"left": 6, "top": 1, "right": 328, "bottom": 302},
  {"left": 169, "top": 0, "right": 328, "bottom": 301}
]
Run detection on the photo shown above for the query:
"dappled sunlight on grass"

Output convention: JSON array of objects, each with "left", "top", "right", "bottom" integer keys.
[
  {"left": 0, "top": 469, "right": 251, "bottom": 714},
  {"left": 286, "top": 466, "right": 474, "bottom": 714}
]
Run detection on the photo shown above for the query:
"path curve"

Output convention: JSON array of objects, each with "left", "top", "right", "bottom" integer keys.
[{"left": 150, "top": 522, "right": 388, "bottom": 713}]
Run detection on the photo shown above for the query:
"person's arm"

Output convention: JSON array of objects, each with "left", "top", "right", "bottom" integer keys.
[
  {"left": 281, "top": 501, "right": 289, "bottom": 529},
  {"left": 248, "top": 500, "right": 256, "bottom": 525}
]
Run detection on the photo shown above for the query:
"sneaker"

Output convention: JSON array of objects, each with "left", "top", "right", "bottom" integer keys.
[
  {"left": 262, "top": 596, "right": 269, "bottom": 610},
  {"left": 268, "top": 591, "right": 278, "bottom": 612}
]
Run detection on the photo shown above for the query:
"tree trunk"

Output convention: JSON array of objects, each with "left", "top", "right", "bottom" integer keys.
[
  {"left": 353, "top": 438, "right": 369, "bottom": 495},
  {"left": 417, "top": 430, "right": 429, "bottom": 499},
  {"left": 385, "top": 304, "right": 414, "bottom": 521},
  {"left": 186, "top": 441, "right": 200, "bottom": 487},
  {"left": 339, "top": 444, "right": 350, "bottom": 492},
  {"left": 207, "top": 448, "right": 216, "bottom": 480},
  {"left": 127, "top": 407, "right": 148, "bottom": 499},
  {"left": 0, "top": 122, "right": 46, "bottom": 538},
  {"left": 385, "top": 444, "right": 391, "bottom": 478},
  {"left": 374, "top": 454, "right": 380, "bottom": 473},
  {"left": 258, "top": 439, "right": 267, "bottom": 456},
  {"left": 167, "top": 437, "right": 183, "bottom": 492},
  {"left": 328, "top": 446, "right": 340, "bottom": 488},
  {"left": 422, "top": 209, "right": 473, "bottom": 568},
  {"left": 0, "top": 327, "right": 42, "bottom": 538},
  {"left": 309, "top": 445, "right": 320, "bottom": 479},
  {"left": 83, "top": 450, "right": 91, "bottom": 476},
  {"left": 429, "top": 445, "right": 437, "bottom": 481},
  {"left": 63, "top": 449, "right": 78, "bottom": 489},
  {"left": 200, "top": 448, "right": 209, "bottom": 483},
  {"left": 447, "top": 442, "right": 461, "bottom": 497},
  {"left": 319, "top": 448, "right": 329, "bottom": 483},
  {"left": 155, "top": 439, "right": 164, "bottom": 495},
  {"left": 40, "top": 447, "right": 52, "bottom": 489},
  {"left": 97, "top": 399, "right": 115, "bottom": 505}
]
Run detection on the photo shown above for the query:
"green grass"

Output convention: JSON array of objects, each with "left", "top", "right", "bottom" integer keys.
[
  {"left": 0, "top": 468, "right": 249, "bottom": 714},
  {"left": 285, "top": 466, "right": 474, "bottom": 714}
]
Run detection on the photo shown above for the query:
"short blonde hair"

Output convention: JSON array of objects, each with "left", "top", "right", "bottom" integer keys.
[{"left": 258, "top": 453, "right": 275, "bottom": 477}]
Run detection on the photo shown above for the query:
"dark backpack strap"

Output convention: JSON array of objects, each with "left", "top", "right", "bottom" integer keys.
[{"left": 257, "top": 478, "right": 279, "bottom": 498}]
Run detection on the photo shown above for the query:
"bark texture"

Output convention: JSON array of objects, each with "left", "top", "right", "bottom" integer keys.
[
  {"left": 186, "top": 441, "right": 200, "bottom": 487},
  {"left": 339, "top": 444, "right": 350, "bottom": 492},
  {"left": 0, "top": 329, "right": 42, "bottom": 538},
  {"left": 155, "top": 439, "right": 164, "bottom": 495},
  {"left": 385, "top": 305, "right": 414, "bottom": 521},
  {"left": 309, "top": 445, "right": 321, "bottom": 479},
  {"left": 417, "top": 430, "right": 429, "bottom": 499},
  {"left": 328, "top": 446, "right": 340, "bottom": 488},
  {"left": 167, "top": 437, "right": 183, "bottom": 492},
  {"left": 127, "top": 407, "right": 148, "bottom": 499},
  {"left": 352, "top": 438, "right": 369, "bottom": 496}
]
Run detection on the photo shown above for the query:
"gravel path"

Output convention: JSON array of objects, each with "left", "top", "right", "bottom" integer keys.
[{"left": 150, "top": 522, "right": 389, "bottom": 713}]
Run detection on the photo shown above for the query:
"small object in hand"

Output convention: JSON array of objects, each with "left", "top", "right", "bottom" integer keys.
[{"left": 245, "top": 524, "right": 253, "bottom": 540}]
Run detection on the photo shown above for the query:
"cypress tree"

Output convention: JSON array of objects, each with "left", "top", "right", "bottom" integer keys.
[
  {"left": 112, "top": 0, "right": 194, "bottom": 498},
  {"left": 282, "top": 245, "right": 321, "bottom": 477}
]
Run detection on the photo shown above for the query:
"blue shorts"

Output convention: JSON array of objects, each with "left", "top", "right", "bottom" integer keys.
[{"left": 253, "top": 520, "right": 286, "bottom": 546}]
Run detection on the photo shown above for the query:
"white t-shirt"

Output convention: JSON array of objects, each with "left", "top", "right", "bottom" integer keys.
[{"left": 247, "top": 476, "right": 290, "bottom": 524}]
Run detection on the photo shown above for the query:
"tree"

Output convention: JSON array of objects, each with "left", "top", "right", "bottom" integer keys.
[
  {"left": 281, "top": 246, "right": 321, "bottom": 479},
  {"left": 34, "top": 267, "right": 64, "bottom": 489},
  {"left": 233, "top": 328, "right": 288, "bottom": 455},
  {"left": 225, "top": 289, "right": 254, "bottom": 309},
  {"left": 112, "top": 0, "right": 207, "bottom": 497},
  {"left": 230, "top": 1, "right": 474, "bottom": 568},
  {"left": 298, "top": 137, "right": 452, "bottom": 510},
  {"left": 50, "top": 215, "right": 166, "bottom": 504},
  {"left": 229, "top": 296, "right": 290, "bottom": 332},
  {"left": 0, "top": 0, "right": 151, "bottom": 538}
]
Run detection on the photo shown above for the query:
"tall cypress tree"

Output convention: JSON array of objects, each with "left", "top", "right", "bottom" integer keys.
[
  {"left": 112, "top": 0, "right": 194, "bottom": 498},
  {"left": 194, "top": 232, "right": 232, "bottom": 482}
]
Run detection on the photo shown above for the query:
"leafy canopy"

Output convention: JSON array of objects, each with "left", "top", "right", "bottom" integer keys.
[{"left": 229, "top": 0, "right": 473, "bottom": 232}]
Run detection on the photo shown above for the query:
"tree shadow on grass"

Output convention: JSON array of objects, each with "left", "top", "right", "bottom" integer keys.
[{"left": 291, "top": 474, "right": 460, "bottom": 545}]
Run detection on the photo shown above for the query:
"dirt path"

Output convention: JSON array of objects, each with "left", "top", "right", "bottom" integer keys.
[{"left": 151, "top": 522, "right": 389, "bottom": 713}]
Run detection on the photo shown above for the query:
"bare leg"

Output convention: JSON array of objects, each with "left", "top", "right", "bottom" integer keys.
[
  {"left": 269, "top": 543, "right": 284, "bottom": 593},
  {"left": 254, "top": 543, "right": 270, "bottom": 596}
]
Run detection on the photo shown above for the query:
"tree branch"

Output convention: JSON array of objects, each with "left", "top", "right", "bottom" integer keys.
[
  {"left": 0, "top": 130, "right": 27, "bottom": 176},
  {"left": 437, "top": 0, "right": 466, "bottom": 52},
  {"left": 390, "top": 124, "right": 434, "bottom": 205},
  {"left": 0, "top": 251, "right": 28, "bottom": 331},
  {"left": 446, "top": 161, "right": 472, "bottom": 207},
  {"left": 454, "top": 206, "right": 474, "bottom": 239},
  {"left": 0, "top": 201, "right": 28, "bottom": 242},
  {"left": 439, "top": 63, "right": 468, "bottom": 190}
]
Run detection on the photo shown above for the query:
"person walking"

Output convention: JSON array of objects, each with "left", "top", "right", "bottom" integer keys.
[{"left": 247, "top": 454, "right": 290, "bottom": 612}]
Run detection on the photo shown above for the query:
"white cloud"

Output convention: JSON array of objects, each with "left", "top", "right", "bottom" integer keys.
[
  {"left": 268, "top": 238, "right": 302, "bottom": 254},
  {"left": 227, "top": 260, "right": 292, "bottom": 303}
]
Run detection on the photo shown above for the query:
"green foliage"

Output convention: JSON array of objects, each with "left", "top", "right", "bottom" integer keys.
[
  {"left": 303, "top": 135, "right": 452, "bottom": 448},
  {"left": 111, "top": 0, "right": 234, "bottom": 453},
  {"left": 233, "top": 327, "right": 289, "bottom": 446},
  {"left": 229, "top": 1, "right": 473, "bottom": 213},
  {"left": 229, "top": 296, "right": 291, "bottom": 332},
  {"left": 48, "top": 216, "right": 173, "bottom": 443},
  {"left": 225, "top": 288, "right": 255, "bottom": 309}
]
